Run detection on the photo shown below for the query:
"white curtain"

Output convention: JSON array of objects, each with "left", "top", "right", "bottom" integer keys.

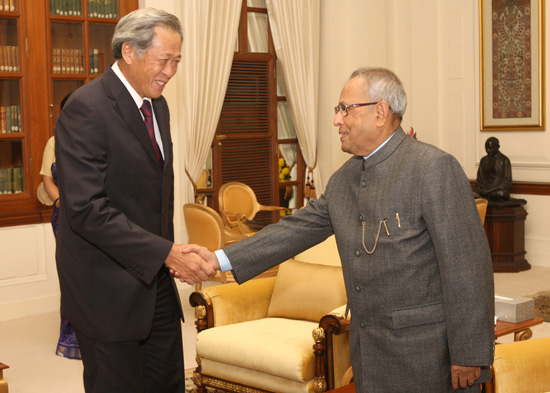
[
  {"left": 266, "top": 0, "right": 323, "bottom": 195},
  {"left": 180, "top": 0, "right": 242, "bottom": 204}
]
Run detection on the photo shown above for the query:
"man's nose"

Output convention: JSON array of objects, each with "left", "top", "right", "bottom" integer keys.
[{"left": 333, "top": 111, "right": 344, "bottom": 127}]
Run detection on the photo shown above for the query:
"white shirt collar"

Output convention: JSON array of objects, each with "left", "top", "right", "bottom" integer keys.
[
  {"left": 111, "top": 61, "right": 151, "bottom": 108},
  {"left": 364, "top": 131, "right": 396, "bottom": 160}
]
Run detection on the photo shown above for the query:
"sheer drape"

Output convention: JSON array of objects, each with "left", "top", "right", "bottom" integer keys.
[
  {"left": 266, "top": 0, "right": 323, "bottom": 195},
  {"left": 180, "top": 0, "right": 242, "bottom": 204}
]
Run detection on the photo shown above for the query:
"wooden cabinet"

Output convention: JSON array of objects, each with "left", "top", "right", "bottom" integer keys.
[
  {"left": 0, "top": 0, "right": 137, "bottom": 227},
  {"left": 484, "top": 204, "right": 531, "bottom": 272}
]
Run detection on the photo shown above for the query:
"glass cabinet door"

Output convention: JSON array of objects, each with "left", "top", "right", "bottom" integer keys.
[
  {"left": 89, "top": 23, "right": 116, "bottom": 74},
  {"left": 51, "top": 22, "right": 84, "bottom": 75},
  {"left": 0, "top": 18, "right": 20, "bottom": 73},
  {"left": 0, "top": 79, "right": 22, "bottom": 134},
  {"left": 0, "top": 141, "right": 24, "bottom": 194}
]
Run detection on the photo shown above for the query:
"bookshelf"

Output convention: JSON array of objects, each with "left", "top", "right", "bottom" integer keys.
[{"left": 0, "top": 0, "right": 138, "bottom": 227}]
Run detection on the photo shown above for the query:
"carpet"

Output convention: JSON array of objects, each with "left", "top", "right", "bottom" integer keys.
[{"left": 531, "top": 290, "right": 550, "bottom": 322}]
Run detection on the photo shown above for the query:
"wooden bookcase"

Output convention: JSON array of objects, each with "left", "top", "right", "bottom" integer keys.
[{"left": 0, "top": 0, "right": 137, "bottom": 227}]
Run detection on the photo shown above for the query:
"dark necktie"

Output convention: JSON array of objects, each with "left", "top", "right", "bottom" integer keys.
[{"left": 140, "top": 100, "right": 164, "bottom": 168}]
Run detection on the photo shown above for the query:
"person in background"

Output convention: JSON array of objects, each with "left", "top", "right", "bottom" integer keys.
[
  {"left": 39, "top": 92, "right": 81, "bottom": 359},
  {"left": 54, "top": 8, "right": 214, "bottom": 393},
  {"left": 182, "top": 67, "right": 495, "bottom": 392}
]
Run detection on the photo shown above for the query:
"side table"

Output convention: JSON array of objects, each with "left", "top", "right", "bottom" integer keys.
[{"left": 495, "top": 317, "right": 544, "bottom": 342}]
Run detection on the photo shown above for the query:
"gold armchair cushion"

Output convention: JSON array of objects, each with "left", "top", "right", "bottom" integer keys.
[
  {"left": 267, "top": 259, "right": 346, "bottom": 322},
  {"left": 196, "top": 318, "right": 319, "bottom": 382}
]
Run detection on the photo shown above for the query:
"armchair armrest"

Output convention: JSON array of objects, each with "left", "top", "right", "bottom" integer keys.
[
  {"left": 313, "top": 307, "right": 351, "bottom": 392},
  {"left": 189, "top": 276, "right": 277, "bottom": 331}
]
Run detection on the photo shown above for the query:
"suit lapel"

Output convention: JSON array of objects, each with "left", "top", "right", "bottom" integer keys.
[{"left": 102, "top": 66, "right": 164, "bottom": 172}]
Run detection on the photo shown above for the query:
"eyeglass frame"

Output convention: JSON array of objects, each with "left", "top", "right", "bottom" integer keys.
[{"left": 334, "top": 102, "right": 378, "bottom": 117}]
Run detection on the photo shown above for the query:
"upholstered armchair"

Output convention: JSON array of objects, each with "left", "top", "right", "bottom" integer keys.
[
  {"left": 482, "top": 336, "right": 550, "bottom": 393},
  {"left": 189, "top": 236, "right": 351, "bottom": 393}
]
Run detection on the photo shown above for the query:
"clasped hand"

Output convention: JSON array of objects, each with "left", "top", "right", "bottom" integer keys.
[{"left": 164, "top": 244, "right": 220, "bottom": 285}]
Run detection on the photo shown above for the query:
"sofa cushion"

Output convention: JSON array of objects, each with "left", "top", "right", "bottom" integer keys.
[
  {"left": 267, "top": 259, "right": 346, "bottom": 322},
  {"left": 196, "top": 318, "right": 318, "bottom": 383}
]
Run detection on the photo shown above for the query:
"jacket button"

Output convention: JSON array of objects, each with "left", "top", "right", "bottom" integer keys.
[
  {"left": 361, "top": 180, "right": 367, "bottom": 188},
  {"left": 359, "top": 214, "right": 364, "bottom": 221},
  {"left": 355, "top": 284, "right": 361, "bottom": 292},
  {"left": 355, "top": 250, "right": 361, "bottom": 257},
  {"left": 360, "top": 321, "right": 366, "bottom": 328}
]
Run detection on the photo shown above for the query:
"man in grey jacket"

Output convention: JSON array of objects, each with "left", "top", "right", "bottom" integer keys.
[{"left": 183, "top": 67, "right": 494, "bottom": 392}]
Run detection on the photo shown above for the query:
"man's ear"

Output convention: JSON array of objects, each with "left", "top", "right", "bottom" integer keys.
[
  {"left": 121, "top": 42, "right": 135, "bottom": 64},
  {"left": 375, "top": 101, "right": 390, "bottom": 125}
]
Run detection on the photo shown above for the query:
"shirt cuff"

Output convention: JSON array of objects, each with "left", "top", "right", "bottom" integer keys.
[{"left": 214, "top": 249, "right": 233, "bottom": 272}]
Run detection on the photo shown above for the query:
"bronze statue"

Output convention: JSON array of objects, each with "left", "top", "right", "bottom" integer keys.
[{"left": 474, "top": 137, "right": 525, "bottom": 207}]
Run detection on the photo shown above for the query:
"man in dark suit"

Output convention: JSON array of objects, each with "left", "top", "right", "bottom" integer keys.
[
  {"left": 183, "top": 67, "right": 495, "bottom": 392},
  {"left": 55, "top": 8, "right": 215, "bottom": 393}
]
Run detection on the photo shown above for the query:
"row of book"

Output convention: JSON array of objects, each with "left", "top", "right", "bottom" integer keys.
[
  {"left": 89, "top": 0, "right": 118, "bottom": 18},
  {"left": 52, "top": 48, "right": 102, "bottom": 74},
  {"left": 0, "top": 0, "right": 16, "bottom": 12},
  {"left": 0, "top": 167, "right": 24, "bottom": 195},
  {"left": 0, "top": 105, "right": 21, "bottom": 134},
  {"left": 50, "top": 0, "right": 118, "bottom": 19},
  {"left": 0, "top": 46, "right": 20, "bottom": 73},
  {"left": 51, "top": 0, "right": 82, "bottom": 16}
]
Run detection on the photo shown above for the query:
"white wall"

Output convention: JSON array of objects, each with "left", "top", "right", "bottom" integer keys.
[{"left": 1, "top": 0, "right": 549, "bottom": 321}]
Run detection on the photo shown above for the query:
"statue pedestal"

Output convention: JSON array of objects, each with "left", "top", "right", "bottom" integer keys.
[{"left": 484, "top": 205, "right": 530, "bottom": 272}]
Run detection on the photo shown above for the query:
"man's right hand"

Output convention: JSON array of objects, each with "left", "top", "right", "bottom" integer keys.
[
  {"left": 164, "top": 244, "right": 216, "bottom": 285},
  {"left": 169, "top": 245, "right": 220, "bottom": 283}
]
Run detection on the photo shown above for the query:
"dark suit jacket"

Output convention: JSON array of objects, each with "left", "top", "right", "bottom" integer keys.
[
  {"left": 225, "top": 128, "right": 494, "bottom": 392},
  {"left": 55, "top": 65, "right": 180, "bottom": 342}
]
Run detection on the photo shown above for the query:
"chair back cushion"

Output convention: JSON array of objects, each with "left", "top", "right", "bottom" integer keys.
[
  {"left": 183, "top": 204, "right": 223, "bottom": 251},
  {"left": 293, "top": 235, "right": 341, "bottom": 266},
  {"left": 267, "top": 259, "right": 346, "bottom": 322}
]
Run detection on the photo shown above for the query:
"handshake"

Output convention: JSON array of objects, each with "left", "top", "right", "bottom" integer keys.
[{"left": 164, "top": 244, "right": 221, "bottom": 285}]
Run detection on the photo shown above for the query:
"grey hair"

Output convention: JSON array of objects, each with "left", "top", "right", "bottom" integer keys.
[
  {"left": 350, "top": 67, "right": 407, "bottom": 119},
  {"left": 112, "top": 8, "right": 183, "bottom": 59}
]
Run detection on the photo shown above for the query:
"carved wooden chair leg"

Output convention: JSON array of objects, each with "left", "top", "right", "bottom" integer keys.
[{"left": 313, "top": 327, "right": 327, "bottom": 393}]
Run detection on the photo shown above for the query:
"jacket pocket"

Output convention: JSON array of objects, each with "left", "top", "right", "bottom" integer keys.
[{"left": 391, "top": 302, "right": 444, "bottom": 329}]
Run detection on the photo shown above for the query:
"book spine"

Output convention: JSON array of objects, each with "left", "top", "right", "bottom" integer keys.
[
  {"left": 12, "top": 46, "right": 19, "bottom": 72},
  {"left": 11, "top": 105, "right": 17, "bottom": 132},
  {"left": 0, "top": 107, "right": 6, "bottom": 134},
  {"left": 13, "top": 167, "right": 23, "bottom": 193},
  {"left": 93, "top": 48, "right": 98, "bottom": 73},
  {"left": 0, "top": 46, "right": 5, "bottom": 72},
  {"left": 5, "top": 106, "right": 11, "bottom": 134},
  {"left": 0, "top": 168, "right": 7, "bottom": 194},
  {"left": 16, "top": 104, "right": 21, "bottom": 133},
  {"left": 6, "top": 45, "right": 13, "bottom": 72}
]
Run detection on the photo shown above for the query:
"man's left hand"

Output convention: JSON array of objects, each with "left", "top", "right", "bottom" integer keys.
[{"left": 451, "top": 364, "right": 481, "bottom": 390}]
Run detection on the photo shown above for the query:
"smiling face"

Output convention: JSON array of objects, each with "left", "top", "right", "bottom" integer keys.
[
  {"left": 120, "top": 26, "right": 182, "bottom": 99},
  {"left": 333, "top": 76, "right": 381, "bottom": 156}
]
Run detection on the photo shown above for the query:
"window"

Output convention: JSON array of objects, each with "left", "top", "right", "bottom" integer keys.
[{"left": 196, "top": 0, "right": 304, "bottom": 224}]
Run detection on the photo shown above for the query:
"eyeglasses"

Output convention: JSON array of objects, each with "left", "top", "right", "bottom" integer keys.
[{"left": 334, "top": 102, "right": 378, "bottom": 117}]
